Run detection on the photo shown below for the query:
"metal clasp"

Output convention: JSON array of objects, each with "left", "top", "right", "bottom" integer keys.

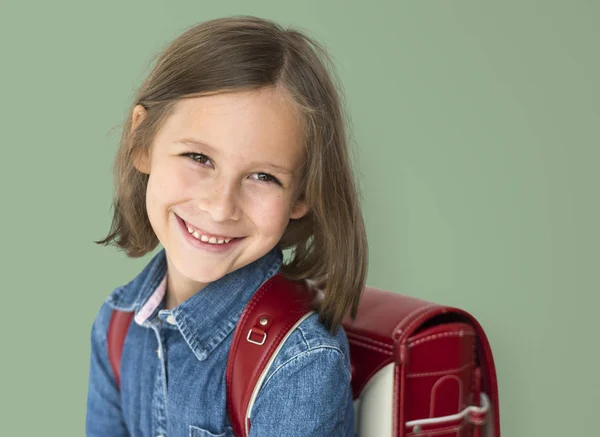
[{"left": 246, "top": 329, "right": 267, "bottom": 345}]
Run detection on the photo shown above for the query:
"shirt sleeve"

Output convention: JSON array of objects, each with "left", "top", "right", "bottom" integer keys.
[
  {"left": 247, "top": 346, "right": 354, "bottom": 437},
  {"left": 85, "top": 304, "right": 130, "bottom": 437}
]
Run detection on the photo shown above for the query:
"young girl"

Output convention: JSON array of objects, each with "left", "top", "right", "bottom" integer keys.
[{"left": 86, "top": 15, "right": 367, "bottom": 437}]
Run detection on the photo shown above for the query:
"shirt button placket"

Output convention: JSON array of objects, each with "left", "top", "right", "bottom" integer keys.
[{"left": 150, "top": 322, "right": 168, "bottom": 436}]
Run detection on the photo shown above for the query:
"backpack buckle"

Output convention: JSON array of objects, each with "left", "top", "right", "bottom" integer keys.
[
  {"left": 246, "top": 328, "right": 267, "bottom": 345},
  {"left": 246, "top": 316, "right": 270, "bottom": 345}
]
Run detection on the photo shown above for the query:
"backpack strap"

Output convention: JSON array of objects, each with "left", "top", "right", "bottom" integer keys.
[
  {"left": 107, "top": 310, "right": 134, "bottom": 390},
  {"left": 225, "top": 273, "right": 316, "bottom": 437}
]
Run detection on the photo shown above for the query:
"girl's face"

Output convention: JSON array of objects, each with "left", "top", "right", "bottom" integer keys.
[{"left": 132, "top": 88, "right": 309, "bottom": 302}]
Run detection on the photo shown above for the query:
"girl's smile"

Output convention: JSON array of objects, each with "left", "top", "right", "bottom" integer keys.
[{"left": 175, "top": 212, "right": 245, "bottom": 253}]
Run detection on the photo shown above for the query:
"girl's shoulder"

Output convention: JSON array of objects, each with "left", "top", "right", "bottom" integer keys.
[
  {"left": 89, "top": 300, "right": 119, "bottom": 346},
  {"left": 261, "top": 311, "right": 352, "bottom": 382},
  {"left": 293, "top": 311, "right": 350, "bottom": 356},
  {"left": 249, "top": 311, "right": 354, "bottom": 431}
]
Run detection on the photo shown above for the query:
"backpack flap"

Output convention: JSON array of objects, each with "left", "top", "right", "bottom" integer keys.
[
  {"left": 400, "top": 321, "right": 481, "bottom": 437},
  {"left": 342, "top": 287, "right": 500, "bottom": 437}
]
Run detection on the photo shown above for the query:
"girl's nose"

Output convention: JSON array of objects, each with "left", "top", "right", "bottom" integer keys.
[{"left": 199, "top": 179, "right": 242, "bottom": 223}]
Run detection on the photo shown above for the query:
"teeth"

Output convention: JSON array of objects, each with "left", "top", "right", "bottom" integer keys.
[{"left": 185, "top": 223, "right": 234, "bottom": 245}]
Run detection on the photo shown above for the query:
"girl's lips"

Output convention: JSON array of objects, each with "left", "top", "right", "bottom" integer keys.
[
  {"left": 176, "top": 214, "right": 239, "bottom": 240},
  {"left": 175, "top": 213, "right": 244, "bottom": 251}
]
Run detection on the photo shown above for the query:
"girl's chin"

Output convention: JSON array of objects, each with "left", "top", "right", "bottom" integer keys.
[
  {"left": 179, "top": 262, "right": 237, "bottom": 283},
  {"left": 183, "top": 270, "right": 228, "bottom": 285}
]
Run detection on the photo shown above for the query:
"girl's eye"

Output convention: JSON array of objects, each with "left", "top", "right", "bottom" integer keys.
[
  {"left": 184, "top": 153, "right": 281, "bottom": 186},
  {"left": 250, "top": 173, "right": 281, "bottom": 186},
  {"left": 184, "top": 153, "right": 212, "bottom": 167}
]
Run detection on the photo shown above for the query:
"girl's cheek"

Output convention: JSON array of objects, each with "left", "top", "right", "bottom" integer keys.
[
  {"left": 243, "top": 191, "right": 294, "bottom": 224},
  {"left": 158, "top": 168, "right": 194, "bottom": 199},
  {"left": 245, "top": 188, "right": 285, "bottom": 207},
  {"left": 170, "top": 166, "right": 213, "bottom": 196}
]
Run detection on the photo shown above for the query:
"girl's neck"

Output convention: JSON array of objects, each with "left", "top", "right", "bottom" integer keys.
[
  {"left": 163, "top": 289, "right": 178, "bottom": 311},
  {"left": 164, "top": 270, "right": 208, "bottom": 310},
  {"left": 163, "top": 251, "right": 210, "bottom": 310}
]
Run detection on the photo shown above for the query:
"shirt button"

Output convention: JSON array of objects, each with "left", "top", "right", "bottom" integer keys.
[{"left": 166, "top": 314, "right": 177, "bottom": 325}]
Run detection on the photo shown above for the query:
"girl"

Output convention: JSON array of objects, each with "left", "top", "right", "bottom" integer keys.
[{"left": 86, "top": 15, "right": 367, "bottom": 437}]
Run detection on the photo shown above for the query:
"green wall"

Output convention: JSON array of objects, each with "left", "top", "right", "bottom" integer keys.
[{"left": 1, "top": 1, "right": 597, "bottom": 435}]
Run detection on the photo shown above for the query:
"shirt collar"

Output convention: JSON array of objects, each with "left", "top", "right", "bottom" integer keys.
[{"left": 106, "top": 246, "right": 283, "bottom": 361}]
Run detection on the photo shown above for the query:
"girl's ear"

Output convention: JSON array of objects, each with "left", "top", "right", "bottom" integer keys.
[
  {"left": 130, "top": 104, "right": 151, "bottom": 174},
  {"left": 290, "top": 199, "right": 309, "bottom": 220}
]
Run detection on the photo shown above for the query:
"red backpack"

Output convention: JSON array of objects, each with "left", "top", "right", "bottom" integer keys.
[{"left": 108, "top": 273, "right": 501, "bottom": 436}]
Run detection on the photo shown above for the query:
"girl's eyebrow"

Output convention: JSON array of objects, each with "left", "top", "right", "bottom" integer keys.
[
  {"left": 175, "top": 138, "right": 294, "bottom": 176},
  {"left": 256, "top": 162, "right": 293, "bottom": 176},
  {"left": 176, "top": 138, "right": 217, "bottom": 152}
]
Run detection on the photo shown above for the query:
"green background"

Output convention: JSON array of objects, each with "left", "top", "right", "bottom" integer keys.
[{"left": 1, "top": 1, "right": 598, "bottom": 435}]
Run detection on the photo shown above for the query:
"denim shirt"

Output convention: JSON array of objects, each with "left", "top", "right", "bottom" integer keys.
[{"left": 86, "top": 246, "right": 354, "bottom": 437}]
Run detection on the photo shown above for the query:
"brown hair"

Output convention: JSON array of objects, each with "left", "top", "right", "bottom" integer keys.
[{"left": 96, "top": 15, "right": 368, "bottom": 334}]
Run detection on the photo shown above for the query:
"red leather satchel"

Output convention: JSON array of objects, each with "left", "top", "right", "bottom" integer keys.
[
  {"left": 340, "top": 286, "right": 500, "bottom": 437},
  {"left": 108, "top": 273, "right": 500, "bottom": 436}
]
